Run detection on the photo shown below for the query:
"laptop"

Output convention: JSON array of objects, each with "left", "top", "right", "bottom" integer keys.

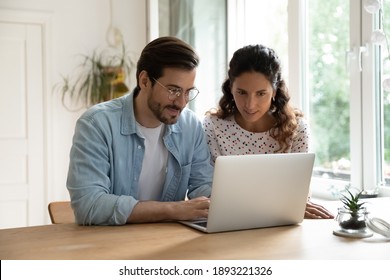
[{"left": 180, "top": 153, "right": 315, "bottom": 233}]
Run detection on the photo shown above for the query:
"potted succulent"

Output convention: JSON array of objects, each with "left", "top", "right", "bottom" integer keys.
[
  {"left": 333, "top": 189, "right": 373, "bottom": 238},
  {"left": 58, "top": 43, "right": 133, "bottom": 110},
  {"left": 337, "top": 190, "right": 367, "bottom": 230}
]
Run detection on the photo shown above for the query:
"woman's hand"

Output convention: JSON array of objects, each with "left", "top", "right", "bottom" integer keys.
[{"left": 304, "top": 200, "right": 335, "bottom": 219}]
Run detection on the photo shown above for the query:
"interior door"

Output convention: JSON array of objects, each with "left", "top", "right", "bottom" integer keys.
[{"left": 0, "top": 19, "right": 46, "bottom": 228}]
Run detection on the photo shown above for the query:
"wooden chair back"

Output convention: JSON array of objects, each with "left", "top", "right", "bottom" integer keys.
[{"left": 48, "top": 201, "right": 75, "bottom": 224}]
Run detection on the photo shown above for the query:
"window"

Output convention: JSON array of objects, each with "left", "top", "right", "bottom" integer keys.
[
  {"left": 305, "top": 0, "right": 390, "bottom": 197},
  {"left": 307, "top": 0, "right": 351, "bottom": 176},
  {"left": 228, "top": 0, "right": 289, "bottom": 77},
  {"left": 305, "top": 0, "right": 352, "bottom": 192}
]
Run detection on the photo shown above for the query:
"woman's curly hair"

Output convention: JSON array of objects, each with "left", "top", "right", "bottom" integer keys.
[{"left": 210, "top": 44, "right": 302, "bottom": 152}]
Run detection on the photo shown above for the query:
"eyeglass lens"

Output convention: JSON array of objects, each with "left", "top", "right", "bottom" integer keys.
[{"left": 153, "top": 78, "right": 199, "bottom": 101}]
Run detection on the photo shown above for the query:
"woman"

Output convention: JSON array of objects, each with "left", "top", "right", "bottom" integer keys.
[{"left": 203, "top": 44, "right": 334, "bottom": 219}]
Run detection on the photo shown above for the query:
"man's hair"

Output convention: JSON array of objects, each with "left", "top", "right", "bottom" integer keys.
[{"left": 134, "top": 36, "right": 199, "bottom": 94}]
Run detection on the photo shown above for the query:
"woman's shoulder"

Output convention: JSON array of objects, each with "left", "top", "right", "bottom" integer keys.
[
  {"left": 296, "top": 115, "right": 309, "bottom": 128},
  {"left": 203, "top": 111, "right": 218, "bottom": 121},
  {"left": 294, "top": 115, "right": 310, "bottom": 137}
]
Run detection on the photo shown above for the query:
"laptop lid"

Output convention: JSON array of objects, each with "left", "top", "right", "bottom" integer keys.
[{"left": 180, "top": 153, "right": 315, "bottom": 233}]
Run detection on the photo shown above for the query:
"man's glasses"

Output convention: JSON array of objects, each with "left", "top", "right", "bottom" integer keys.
[{"left": 152, "top": 78, "right": 199, "bottom": 102}]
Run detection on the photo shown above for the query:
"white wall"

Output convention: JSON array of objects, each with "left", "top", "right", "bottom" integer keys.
[{"left": 0, "top": 0, "right": 148, "bottom": 218}]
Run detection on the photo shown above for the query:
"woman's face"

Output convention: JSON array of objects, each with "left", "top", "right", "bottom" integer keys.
[{"left": 231, "top": 71, "right": 275, "bottom": 130}]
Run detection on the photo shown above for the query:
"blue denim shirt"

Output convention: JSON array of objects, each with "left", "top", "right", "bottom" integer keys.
[{"left": 66, "top": 92, "right": 213, "bottom": 225}]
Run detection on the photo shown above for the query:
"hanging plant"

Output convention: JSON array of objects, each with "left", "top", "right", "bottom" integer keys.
[{"left": 58, "top": 43, "right": 134, "bottom": 110}]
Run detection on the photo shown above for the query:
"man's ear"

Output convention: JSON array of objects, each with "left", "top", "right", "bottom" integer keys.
[{"left": 138, "top": 70, "right": 150, "bottom": 89}]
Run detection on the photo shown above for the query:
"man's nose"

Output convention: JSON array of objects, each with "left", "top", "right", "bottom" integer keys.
[{"left": 174, "top": 92, "right": 187, "bottom": 107}]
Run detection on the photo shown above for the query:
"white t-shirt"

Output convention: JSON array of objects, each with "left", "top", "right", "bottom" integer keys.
[{"left": 136, "top": 122, "right": 168, "bottom": 200}]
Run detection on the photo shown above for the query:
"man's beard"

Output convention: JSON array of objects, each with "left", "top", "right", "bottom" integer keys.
[{"left": 148, "top": 98, "right": 182, "bottom": 125}]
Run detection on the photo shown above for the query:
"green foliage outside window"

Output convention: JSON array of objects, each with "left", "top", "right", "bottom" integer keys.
[{"left": 308, "top": 0, "right": 350, "bottom": 170}]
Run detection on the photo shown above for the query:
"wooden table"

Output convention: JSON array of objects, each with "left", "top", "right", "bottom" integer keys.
[{"left": 1, "top": 217, "right": 389, "bottom": 260}]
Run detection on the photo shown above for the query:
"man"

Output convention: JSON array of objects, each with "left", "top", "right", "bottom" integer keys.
[{"left": 67, "top": 37, "right": 213, "bottom": 225}]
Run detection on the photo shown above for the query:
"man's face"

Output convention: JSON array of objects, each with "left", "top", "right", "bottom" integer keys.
[{"left": 147, "top": 68, "right": 197, "bottom": 125}]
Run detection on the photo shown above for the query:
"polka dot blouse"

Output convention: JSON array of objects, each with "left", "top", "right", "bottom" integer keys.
[{"left": 202, "top": 114, "right": 310, "bottom": 164}]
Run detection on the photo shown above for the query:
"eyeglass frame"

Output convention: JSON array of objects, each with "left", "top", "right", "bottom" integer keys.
[{"left": 151, "top": 78, "right": 199, "bottom": 102}]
